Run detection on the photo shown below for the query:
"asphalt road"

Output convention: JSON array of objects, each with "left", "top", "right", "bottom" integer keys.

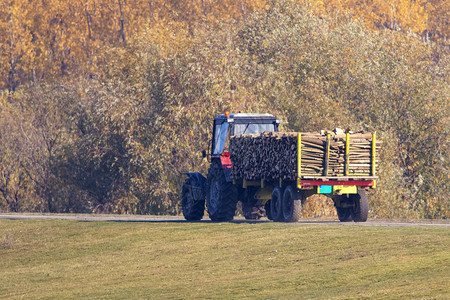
[{"left": 0, "top": 213, "right": 448, "bottom": 227}]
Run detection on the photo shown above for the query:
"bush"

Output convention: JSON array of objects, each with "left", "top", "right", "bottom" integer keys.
[{"left": 0, "top": 0, "right": 448, "bottom": 218}]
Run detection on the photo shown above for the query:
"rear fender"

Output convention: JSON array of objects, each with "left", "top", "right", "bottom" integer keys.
[{"left": 220, "top": 152, "right": 233, "bottom": 183}]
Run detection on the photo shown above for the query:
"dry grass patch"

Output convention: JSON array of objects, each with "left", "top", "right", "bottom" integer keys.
[{"left": 0, "top": 219, "right": 448, "bottom": 299}]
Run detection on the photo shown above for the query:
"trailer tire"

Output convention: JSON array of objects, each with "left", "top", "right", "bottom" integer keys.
[
  {"left": 270, "top": 186, "right": 284, "bottom": 222},
  {"left": 350, "top": 190, "right": 369, "bottom": 222},
  {"left": 206, "top": 162, "right": 238, "bottom": 221},
  {"left": 282, "top": 185, "right": 302, "bottom": 222},
  {"left": 181, "top": 179, "right": 205, "bottom": 221},
  {"left": 336, "top": 207, "right": 352, "bottom": 222}
]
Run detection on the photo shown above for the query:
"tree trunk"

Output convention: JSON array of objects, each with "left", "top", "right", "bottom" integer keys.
[
  {"left": 84, "top": 0, "right": 93, "bottom": 40},
  {"left": 118, "top": 0, "right": 126, "bottom": 45}
]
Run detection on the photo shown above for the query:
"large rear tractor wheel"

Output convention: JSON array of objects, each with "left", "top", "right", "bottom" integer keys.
[
  {"left": 282, "top": 185, "right": 302, "bottom": 222},
  {"left": 181, "top": 179, "right": 205, "bottom": 221},
  {"left": 349, "top": 190, "right": 369, "bottom": 222},
  {"left": 206, "top": 162, "right": 238, "bottom": 221},
  {"left": 270, "top": 186, "right": 284, "bottom": 222}
]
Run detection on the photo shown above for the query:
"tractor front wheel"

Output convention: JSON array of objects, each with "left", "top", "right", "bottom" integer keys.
[{"left": 181, "top": 179, "right": 205, "bottom": 221}]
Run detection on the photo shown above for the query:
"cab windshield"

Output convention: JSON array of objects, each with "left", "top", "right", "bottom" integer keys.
[
  {"left": 213, "top": 122, "right": 230, "bottom": 154},
  {"left": 212, "top": 122, "right": 275, "bottom": 155}
]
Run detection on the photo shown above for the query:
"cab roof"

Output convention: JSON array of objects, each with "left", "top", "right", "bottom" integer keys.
[
  {"left": 214, "top": 113, "right": 278, "bottom": 124},
  {"left": 216, "top": 113, "right": 275, "bottom": 118}
]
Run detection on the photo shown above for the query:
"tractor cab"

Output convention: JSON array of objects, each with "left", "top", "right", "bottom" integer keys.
[{"left": 211, "top": 113, "right": 281, "bottom": 156}]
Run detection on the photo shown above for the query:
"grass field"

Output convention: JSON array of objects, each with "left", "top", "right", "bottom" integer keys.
[{"left": 0, "top": 219, "right": 449, "bottom": 299}]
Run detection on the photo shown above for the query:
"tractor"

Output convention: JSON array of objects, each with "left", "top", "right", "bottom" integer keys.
[{"left": 181, "top": 112, "right": 280, "bottom": 221}]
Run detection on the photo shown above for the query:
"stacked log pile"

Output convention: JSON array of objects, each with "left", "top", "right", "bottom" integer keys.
[{"left": 229, "top": 131, "right": 381, "bottom": 181}]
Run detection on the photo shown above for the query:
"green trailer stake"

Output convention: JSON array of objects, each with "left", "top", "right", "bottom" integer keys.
[{"left": 182, "top": 112, "right": 379, "bottom": 222}]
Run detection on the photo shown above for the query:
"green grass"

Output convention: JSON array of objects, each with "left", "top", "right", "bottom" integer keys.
[{"left": 0, "top": 220, "right": 449, "bottom": 299}]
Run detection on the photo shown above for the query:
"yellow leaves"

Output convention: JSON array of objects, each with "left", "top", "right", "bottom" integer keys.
[
  {"left": 318, "top": 0, "right": 442, "bottom": 40},
  {"left": 0, "top": 0, "right": 447, "bottom": 217},
  {"left": 392, "top": 0, "right": 428, "bottom": 33},
  {"left": 1, "top": 0, "right": 446, "bottom": 91}
]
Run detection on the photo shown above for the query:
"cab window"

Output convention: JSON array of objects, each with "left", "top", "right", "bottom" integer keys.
[{"left": 233, "top": 123, "right": 275, "bottom": 135}]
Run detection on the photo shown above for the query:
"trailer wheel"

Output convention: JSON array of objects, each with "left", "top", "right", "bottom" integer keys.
[
  {"left": 334, "top": 195, "right": 352, "bottom": 222},
  {"left": 270, "top": 186, "right": 284, "bottom": 222},
  {"left": 206, "top": 162, "right": 238, "bottom": 221},
  {"left": 349, "top": 190, "right": 369, "bottom": 222},
  {"left": 282, "top": 185, "right": 302, "bottom": 222},
  {"left": 181, "top": 179, "right": 205, "bottom": 221},
  {"left": 336, "top": 207, "right": 352, "bottom": 222}
]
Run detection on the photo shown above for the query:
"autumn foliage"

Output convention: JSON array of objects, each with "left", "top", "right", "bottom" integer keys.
[{"left": 0, "top": 0, "right": 448, "bottom": 218}]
